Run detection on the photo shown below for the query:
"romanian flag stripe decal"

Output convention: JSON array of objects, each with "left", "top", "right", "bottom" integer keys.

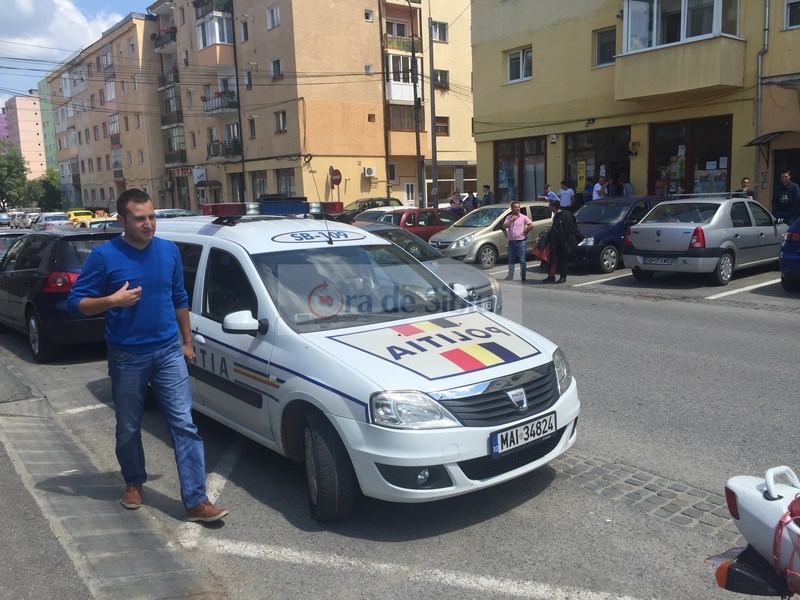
[
  {"left": 441, "top": 348, "right": 485, "bottom": 371},
  {"left": 441, "top": 341, "right": 521, "bottom": 371},
  {"left": 234, "top": 362, "right": 280, "bottom": 388},
  {"left": 391, "top": 317, "right": 459, "bottom": 336}
]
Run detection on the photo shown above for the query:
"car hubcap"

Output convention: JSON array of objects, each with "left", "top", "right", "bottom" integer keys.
[
  {"left": 479, "top": 249, "right": 495, "bottom": 266},
  {"left": 720, "top": 256, "right": 733, "bottom": 282},
  {"left": 28, "top": 317, "right": 39, "bottom": 355},
  {"left": 601, "top": 247, "right": 618, "bottom": 271}
]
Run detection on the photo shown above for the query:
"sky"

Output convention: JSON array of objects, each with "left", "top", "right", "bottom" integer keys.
[{"left": 0, "top": 0, "right": 148, "bottom": 105}]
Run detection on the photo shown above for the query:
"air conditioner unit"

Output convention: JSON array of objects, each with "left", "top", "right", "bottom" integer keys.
[{"left": 363, "top": 166, "right": 377, "bottom": 178}]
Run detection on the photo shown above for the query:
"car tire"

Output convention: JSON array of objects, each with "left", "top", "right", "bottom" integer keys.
[
  {"left": 631, "top": 268, "right": 653, "bottom": 281},
  {"left": 304, "top": 409, "right": 356, "bottom": 522},
  {"left": 27, "top": 309, "right": 57, "bottom": 363},
  {"left": 782, "top": 276, "right": 800, "bottom": 293},
  {"left": 476, "top": 244, "right": 498, "bottom": 269},
  {"left": 712, "top": 252, "right": 734, "bottom": 286},
  {"left": 598, "top": 245, "right": 620, "bottom": 273}
]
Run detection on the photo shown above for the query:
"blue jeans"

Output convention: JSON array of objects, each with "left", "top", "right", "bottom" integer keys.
[
  {"left": 108, "top": 343, "right": 208, "bottom": 509},
  {"left": 507, "top": 239, "right": 527, "bottom": 279}
]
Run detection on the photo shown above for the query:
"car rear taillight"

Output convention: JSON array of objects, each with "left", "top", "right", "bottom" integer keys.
[
  {"left": 43, "top": 271, "right": 79, "bottom": 293},
  {"left": 689, "top": 227, "right": 706, "bottom": 249},
  {"left": 785, "top": 231, "right": 800, "bottom": 242},
  {"left": 724, "top": 486, "right": 739, "bottom": 519},
  {"left": 623, "top": 226, "right": 633, "bottom": 247}
]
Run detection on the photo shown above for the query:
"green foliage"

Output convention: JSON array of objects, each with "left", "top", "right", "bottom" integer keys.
[
  {"left": 0, "top": 141, "right": 28, "bottom": 209},
  {"left": 20, "top": 168, "right": 63, "bottom": 211}
]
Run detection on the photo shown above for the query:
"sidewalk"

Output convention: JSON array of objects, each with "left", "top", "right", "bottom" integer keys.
[{"left": 0, "top": 361, "right": 91, "bottom": 599}]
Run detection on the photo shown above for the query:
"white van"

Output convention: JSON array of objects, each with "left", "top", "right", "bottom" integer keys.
[{"left": 156, "top": 215, "right": 580, "bottom": 520}]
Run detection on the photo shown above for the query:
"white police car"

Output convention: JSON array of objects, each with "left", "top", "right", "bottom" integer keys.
[{"left": 156, "top": 214, "right": 580, "bottom": 521}]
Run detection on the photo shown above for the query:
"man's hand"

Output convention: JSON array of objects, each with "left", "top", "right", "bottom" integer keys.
[
  {"left": 111, "top": 281, "right": 142, "bottom": 308},
  {"left": 182, "top": 340, "right": 196, "bottom": 363}
]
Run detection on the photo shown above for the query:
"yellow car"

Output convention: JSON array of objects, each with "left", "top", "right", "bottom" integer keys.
[
  {"left": 65, "top": 209, "right": 95, "bottom": 224},
  {"left": 74, "top": 217, "right": 121, "bottom": 230}
]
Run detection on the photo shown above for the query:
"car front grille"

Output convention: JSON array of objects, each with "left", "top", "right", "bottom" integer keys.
[
  {"left": 430, "top": 240, "right": 451, "bottom": 250},
  {"left": 458, "top": 427, "right": 565, "bottom": 480},
  {"left": 437, "top": 363, "right": 558, "bottom": 427}
]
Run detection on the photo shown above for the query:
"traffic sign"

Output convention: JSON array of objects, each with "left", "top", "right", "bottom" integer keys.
[{"left": 331, "top": 169, "right": 342, "bottom": 186}]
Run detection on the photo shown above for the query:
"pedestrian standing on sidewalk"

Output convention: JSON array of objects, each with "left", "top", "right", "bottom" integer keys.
[
  {"left": 501, "top": 201, "right": 534, "bottom": 282},
  {"left": 67, "top": 188, "right": 229, "bottom": 523},
  {"left": 543, "top": 199, "right": 581, "bottom": 284}
]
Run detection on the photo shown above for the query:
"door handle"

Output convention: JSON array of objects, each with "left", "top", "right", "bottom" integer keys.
[{"left": 194, "top": 334, "right": 206, "bottom": 344}]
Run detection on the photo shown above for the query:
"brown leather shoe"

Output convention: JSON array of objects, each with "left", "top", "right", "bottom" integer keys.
[
  {"left": 120, "top": 484, "right": 143, "bottom": 510},
  {"left": 186, "top": 500, "right": 229, "bottom": 523}
]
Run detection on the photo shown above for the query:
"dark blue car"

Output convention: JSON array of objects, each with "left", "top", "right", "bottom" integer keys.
[
  {"left": 572, "top": 196, "right": 663, "bottom": 272},
  {"left": 780, "top": 217, "right": 800, "bottom": 293}
]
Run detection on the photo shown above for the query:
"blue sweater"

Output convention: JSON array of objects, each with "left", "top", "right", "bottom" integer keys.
[{"left": 68, "top": 236, "right": 189, "bottom": 353}]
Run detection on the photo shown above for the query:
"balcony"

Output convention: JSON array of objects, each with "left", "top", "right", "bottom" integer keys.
[
  {"left": 384, "top": 34, "right": 422, "bottom": 53},
  {"left": 153, "top": 30, "right": 177, "bottom": 53},
  {"left": 71, "top": 173, "right": 81, "bottom": 186},
  {"left": 161, "top": 110, "right": 184, "bottom": 127},
  {"left": 113, "top": 168, "right": 125, "bottom": 181},
  {"left": 207, "top": 139, "right": 241, "bottom": 160},
  {"left": 165, "top": 149, "right": 187, "bottom": 165},
  {"left": 103, "top": 63, "right": 115, "bottom": 80},
  {"left": 110, "top": 133, "right": 121, "bottom": 147},
  {"left": 614, "top": 35, "right": 745, "bottom": 101},
  {"left": 202, "top": 93, "right": 238, "bottom": 113},
  {"left": 194, "top": 0, "right": 231, "bottom": 19},
  {"left": 386, "top": 80, "right": 415, "bottom": 103},
  {"left": 158, "top": 71, "right": 180, "bottom": 89}
]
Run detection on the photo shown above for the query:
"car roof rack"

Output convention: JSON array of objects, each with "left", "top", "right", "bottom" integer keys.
[{"left": 669, "top": 192, "right": 749, "bottom": 200}]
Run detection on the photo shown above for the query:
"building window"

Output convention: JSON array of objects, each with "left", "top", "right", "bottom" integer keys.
[
  {"left": 93, "top": 126, "right": 100, "bottom": 141},
  {"left": 136, "top": 114, "right": 142, "bottom": 129},
  {"left": 129, "top": 41, "right": 135, "bottom": 55},
  {"left": 431, "top": 21, "right": 448, "bottom": 42},
  {"left": 248, "top": 117, "right": 256, "bottom": 138},
  {"left": 272, "top": 59, "right": 282, "bottom": 79},
  {"left": 389, "top": 105, "right": 423, "bottom": 131},
  {"left": 96, "top": 157, "right": 102, "bottom": 171},
  {"left": 133, "top": 75, "right": 138, "bottom": 90},
  {"left": 91, "top": 189, "right": 96, "bottom": 202},
  {"left": 100, "top": 188, "right": 105, "bottom": 202},
  {"left": 120, "top": 80, "right": 126, "bottom": 95},
  {"left": 240, "top": 20, "right": 249, "bottom": 41},
  {"left": 267, "top": 5, "right": 280, "bottom": 29},
  {"left": 388, "top": 163, "right": 396, "bottom": 182},
  {"left": 102, "top": 122, "right": 108, "bottom": 138},
  {"left": 105, "top": 154, "right": 111, "bottom": 170},
  {"left": 507, "top": 47, "right": 532, "bottom": 82},
  {"left": 594, "top": 27, "right": 616, "bottom": 66},
  {"left": 433, "top": 69, "right": 450, "bottom": 89},
  {"left": 251, "top": 170, "right": 267, "bottom": 197},
  {"left": 434, "top": 116, "right": 450, "bottom": 136},
  {"left": 196, "top": 15, "right": 233, "bottom": 49},
  {"left": 99, "top": 89, "right": 105, "bottom": 105},
  {"left": 275, "top": 111, "right": 287, "bottom": 133},
  {"left": 625, "top": 0, "right": 740, "bottom": 51},
  {"left": 124, "top": 116, "right": 129, "bottom": 132},
  {"left": 105, "top": 80, "right": 116, "bottom": 100},
  {"left": 109, "top": 113, "right": 119, "bottom": 135},
  {"left": 494, "top": 137, "right": 546, "bottom": 204},
  {"left": 190, "top": 131, "right": 196, "bottom": 149},
  {"left": 138, "top": 150, "right": 145, "bottom": 165},
  {"left": 245, "top": 71, "right": 252, "bottom": 89},
  {"left": 84, "top": 127, "right": 90, "bottom": 141},
  {"left": 276, "top": 168, "right": 295, "bottom": 195},
  {"left": 127, "top": 151, "right": 133, "bottom": 166},
  {"left": 788, "top": 0, "right": 800, "bottom": 27},
  {"left": 364, "top": 9, "right": 374, "bottom": 22},
  {"left": 386, "top": 20, "right": 407, "bottom": 38},
  {"left": 90, "top": 94, "right": 96, "bottom": 108}
]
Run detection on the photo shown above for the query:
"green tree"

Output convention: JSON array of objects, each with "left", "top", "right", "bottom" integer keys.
[
  {"left": 0, "top": 141, "right": 28, "bottom": 209},
  {"left": 21, "top": 169, "right": 63, "bottom": 211}
]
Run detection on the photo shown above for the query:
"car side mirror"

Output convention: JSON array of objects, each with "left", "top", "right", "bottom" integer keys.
[{"left": 222, "top": 310, "right": 266, "bottom": 335}]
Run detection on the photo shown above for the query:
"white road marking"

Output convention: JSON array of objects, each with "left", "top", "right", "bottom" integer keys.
[
  {"left": 571, "top": 273, "right": 630, "bottom": 287},
  {"left": 705, "top": 278, "right": 780, "bottom": 300},
  {"left": 205, "top": 538, "right": 643, "bottom": 600},
  {"left": 60, "top": 403, "right": 107, "bottom": 415},
  {"left": 177, "top": 439, "right": 243, "bottom": 548}
]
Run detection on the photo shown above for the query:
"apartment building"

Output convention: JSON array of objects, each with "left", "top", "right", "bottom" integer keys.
[
  {"left": 3, "top": 96, "right": 46, "bottom": 180},
  {"left": 45, "top": 14, "right": 165, "bottom": 210},
  {"left": 146, "top": 0, "right": 475, "bottom": 209},
  {"left": 472, "top": 0, "right": 800, "bottom": 210},
  {"left": 37, "top": 80, "right": 58, "bottom": 172}
]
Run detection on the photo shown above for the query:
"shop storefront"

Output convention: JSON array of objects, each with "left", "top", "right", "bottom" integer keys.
[
  {"left": 494, "top": 136, "right": 546, "bottom": 203},
  {"left": 649, "top": 115, "right": 731, "bottom": 195},
  {"left": 565, "top": 126, "right": 630, "bottom": 202}
]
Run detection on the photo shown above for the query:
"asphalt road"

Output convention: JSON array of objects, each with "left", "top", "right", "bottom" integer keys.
[{"left": 0, "top": 262, "right": 797, "bottom": 600}]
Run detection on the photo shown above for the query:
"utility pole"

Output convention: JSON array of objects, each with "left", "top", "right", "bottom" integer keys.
[
  {"left": 406, "top": 0, "right": 424, "bottom": 208},
  {"left": 427, "top": 2, "right": 438, "bottom": 208}
]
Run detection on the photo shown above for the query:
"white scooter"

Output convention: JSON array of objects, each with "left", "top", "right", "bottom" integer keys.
[{"left": 707, "top": 466, "right": 800, "bottom": 597}]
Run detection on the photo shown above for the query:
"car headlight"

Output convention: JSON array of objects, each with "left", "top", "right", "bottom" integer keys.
[
  {"left": 553, "top": 348, "right": 572, "bottom": 394},
  {"left": 370, "top": 391, "right": 461, "bottom": 429},
  {"left": 489, "top": 275, "right": 501, "bottom": 297},
  {"left": 453, "top": 234, "right": 474, "bottom": 249},
  {"left": 578, "top": 237, "right": 595, "bottom": 246}
]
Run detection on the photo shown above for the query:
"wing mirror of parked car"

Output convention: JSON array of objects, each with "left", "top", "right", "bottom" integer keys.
[{"left": 222, "top": 310, "right": 267, "bottom": 335}]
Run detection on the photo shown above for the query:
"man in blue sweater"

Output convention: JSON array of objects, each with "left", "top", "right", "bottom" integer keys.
[{"left": 68, "top": 189, "right": 228, "bottom": 523}]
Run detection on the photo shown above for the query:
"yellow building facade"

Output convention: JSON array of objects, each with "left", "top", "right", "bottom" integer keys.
[
  {"left": 146, "top": 0, "right": 475, "bottom": 210},
  {"left": 472, "top": 0, "right": 800, "bottom": 211},
  {"left": 3, "top": 96, "right": 46, "bottom": 181}
]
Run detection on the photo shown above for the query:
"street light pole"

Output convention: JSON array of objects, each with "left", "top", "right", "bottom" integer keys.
[{"left": 406, "top": 0, "right": 425, "bottom": 207}]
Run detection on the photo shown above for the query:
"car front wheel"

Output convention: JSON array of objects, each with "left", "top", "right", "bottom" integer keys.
[
  {"left": 598, "top": 245, "right": 620, "bottom": 273},
  {"left": 27, "top": 310, "right": 57, "bottom": 362},
  {"left": 304, "top": 410, "right": 356, "bottom": 522},
  {"left": 476, "top": 244, "right": 498, "bottom": 269}
]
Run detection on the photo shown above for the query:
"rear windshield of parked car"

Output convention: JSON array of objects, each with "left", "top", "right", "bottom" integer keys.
[
  {"left": 642, "top": 202, "right": 719, "bottom": 225},
  {"left": 60, "top": 238, "right": 111, "bottom": 269},
  {"left": 576, "top": 202, "right": 629, "bottom": 225}
]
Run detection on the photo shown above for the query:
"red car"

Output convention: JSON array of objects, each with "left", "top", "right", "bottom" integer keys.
[{"left": 355, "top": 207, "right": 460, "bottom": 240}]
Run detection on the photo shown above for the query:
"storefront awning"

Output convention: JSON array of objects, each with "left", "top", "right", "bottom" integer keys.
[
  {"left": 195, "top": 179, "right": 222, "bottom": 188},
  {"left": 744, "top": 130, "right": 800, "bottom": 147}
]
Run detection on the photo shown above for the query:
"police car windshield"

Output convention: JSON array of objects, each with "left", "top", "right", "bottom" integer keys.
[{"left": 253, "top": 244, "right": 470, "bottom": 333}]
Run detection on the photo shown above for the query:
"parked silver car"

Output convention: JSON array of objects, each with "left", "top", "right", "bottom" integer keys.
[
  {"left": 623, "top": 195, "right": 789, "bottom": 285},
  {"left": 428, "top": 201, "right": 552, "bottom": 268}
]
